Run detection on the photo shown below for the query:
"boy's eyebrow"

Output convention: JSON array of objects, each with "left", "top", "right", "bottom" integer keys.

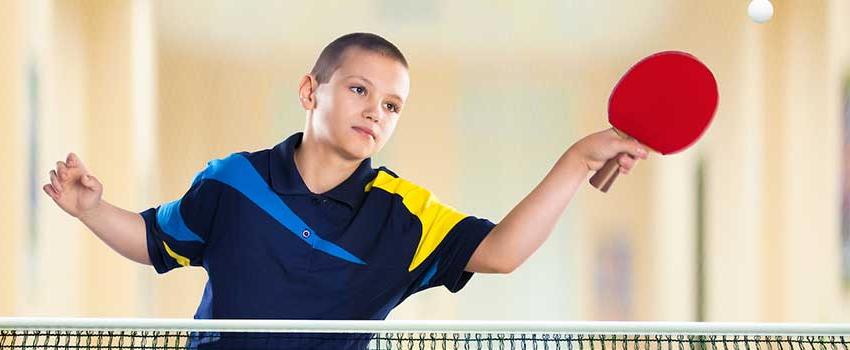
[{"left": 345, "top": 75, "right": 404, "bottom": 103}]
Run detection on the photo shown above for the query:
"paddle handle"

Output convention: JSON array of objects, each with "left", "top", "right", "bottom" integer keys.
[{"left": 589, "top": 156, "right": 622, "bottom": 193}]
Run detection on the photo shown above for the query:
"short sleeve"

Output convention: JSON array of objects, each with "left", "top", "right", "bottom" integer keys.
[
  {"left": 411, "top": 215, "right": 495, "bottom": 293},
  {"left": 367, "top": 169, "right": 497, "bottom": 297},
  {"left": 141, "top": 165, "right": 224, "bottom": 274}
]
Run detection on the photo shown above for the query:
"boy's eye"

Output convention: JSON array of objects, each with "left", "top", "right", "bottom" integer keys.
[
  {"left": 384, "top": 103, "right": 398, "bottom": 113},
  {"left": 350, "top": 86, "right": 366, "bottom": 95}
]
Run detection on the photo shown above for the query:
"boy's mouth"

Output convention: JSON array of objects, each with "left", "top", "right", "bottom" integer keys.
[{"left": 352, "top": 126, "right": 376, "bottom": 141}]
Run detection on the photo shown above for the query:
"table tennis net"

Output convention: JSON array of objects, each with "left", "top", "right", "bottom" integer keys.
[{"left": 1, "top": 319, "right": 848, "bottom": 350}]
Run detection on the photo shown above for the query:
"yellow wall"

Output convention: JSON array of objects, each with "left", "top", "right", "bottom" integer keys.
[
  {"left": 0, "top": 0, "right": 26, "bottom": 315},
  {"left": 12, "top": 0, "right": 154, "bottom": 316},
  {"left": 77, "top": 0, "right": 147, "bottom": 316}
]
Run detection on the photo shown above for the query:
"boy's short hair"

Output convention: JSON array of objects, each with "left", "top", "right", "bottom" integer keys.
[{"left": 310, "top": 33, "right": 408, "bottom": 85}]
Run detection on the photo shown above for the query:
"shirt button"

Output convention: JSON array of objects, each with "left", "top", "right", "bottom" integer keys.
[{"left": 302, "top": 229, "right": 311, "bottom": 238}]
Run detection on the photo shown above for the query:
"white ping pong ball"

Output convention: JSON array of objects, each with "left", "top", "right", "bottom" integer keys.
[{"left": 748, "top": 0, "right": 774, "bottom": 23}]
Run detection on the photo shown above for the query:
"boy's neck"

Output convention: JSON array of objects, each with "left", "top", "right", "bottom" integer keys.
[{"left": 293, "top": 135, "right": 362, "bottom": 195}]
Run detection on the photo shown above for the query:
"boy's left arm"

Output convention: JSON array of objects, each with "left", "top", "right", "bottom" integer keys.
[{"left": 466, "top": 128, "right": 648, "bottom": 274}]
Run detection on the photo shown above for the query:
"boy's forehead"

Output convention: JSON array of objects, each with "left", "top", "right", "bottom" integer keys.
[{"left": 332, "top": 48, "right": 410, "bottom": 99}]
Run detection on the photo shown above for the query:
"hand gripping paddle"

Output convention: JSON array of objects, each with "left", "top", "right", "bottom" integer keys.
[{"left": 589, "top": 51, "right": 719, "bottom": 193}]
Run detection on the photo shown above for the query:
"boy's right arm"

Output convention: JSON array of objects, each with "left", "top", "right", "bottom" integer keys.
[{"left": 43, "top": 153, "right": 151, "bottom": 265}]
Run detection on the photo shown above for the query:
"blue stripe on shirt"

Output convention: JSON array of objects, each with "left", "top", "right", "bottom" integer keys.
[{"left": 199, "top": 154, "right": 365, "bottom": 265}]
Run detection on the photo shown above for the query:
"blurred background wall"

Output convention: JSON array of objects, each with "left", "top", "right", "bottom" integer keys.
[{"left": 1, "top": 0, "right": 849, "bottom": 322}]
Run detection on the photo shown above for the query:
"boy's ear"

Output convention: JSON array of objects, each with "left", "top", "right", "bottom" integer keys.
[{"left": 298, "top": 74, "right": 318, "bottom": 110}]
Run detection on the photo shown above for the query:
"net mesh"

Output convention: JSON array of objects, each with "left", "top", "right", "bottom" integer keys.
[{"left": 1, "top": 321, "right": 848, "bottom": 350}]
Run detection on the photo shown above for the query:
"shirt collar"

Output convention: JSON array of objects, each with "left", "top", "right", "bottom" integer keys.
[{"left": 269, "top": 132, "right": 375, "bottom": 208}]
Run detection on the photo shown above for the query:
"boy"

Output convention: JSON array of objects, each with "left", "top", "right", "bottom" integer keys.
[{"left": 43, "top": 33, "right": 647, "bottom": 348}]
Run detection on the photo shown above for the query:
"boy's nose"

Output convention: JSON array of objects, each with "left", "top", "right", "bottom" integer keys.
[{"left": 363, "top": 106, "right": 381, "bottom": 123}]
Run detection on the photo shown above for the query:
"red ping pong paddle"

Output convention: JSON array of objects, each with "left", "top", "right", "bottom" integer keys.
[{"left": 589, "top": 51, "right": 719, "bottom": 192}]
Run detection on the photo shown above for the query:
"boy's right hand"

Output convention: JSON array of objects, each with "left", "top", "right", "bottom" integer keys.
[
  {"left": 43, "top": 153, "right": 104, "bottom": 219},
  {"left": 567, "top": 128, "right": 648, "bottom": 175}
]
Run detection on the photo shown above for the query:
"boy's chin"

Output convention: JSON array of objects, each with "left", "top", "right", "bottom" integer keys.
[{"left": 342, "top": 144, "right": 376, "bottom": 161}]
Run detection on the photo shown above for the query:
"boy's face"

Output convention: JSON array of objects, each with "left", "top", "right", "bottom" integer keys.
[{"left": 306, "top": 48, "right": 410, "bottom": 161}]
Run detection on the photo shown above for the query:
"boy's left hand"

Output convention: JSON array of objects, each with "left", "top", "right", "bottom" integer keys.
[{"left": 568, "top": 128, "right": 649, "bottom": 175}]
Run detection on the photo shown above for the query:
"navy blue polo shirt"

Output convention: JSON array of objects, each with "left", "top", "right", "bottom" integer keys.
[{"left": 140, "top": 133, "right": 495, "bottom": 323}]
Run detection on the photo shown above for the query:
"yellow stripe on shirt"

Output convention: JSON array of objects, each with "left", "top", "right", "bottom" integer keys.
[
  {"left": 163, "top": 241, "right": 190, "bottom": 267},
  {"left": 367, "top": 171, "right": 466, "bottom": 272}
]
